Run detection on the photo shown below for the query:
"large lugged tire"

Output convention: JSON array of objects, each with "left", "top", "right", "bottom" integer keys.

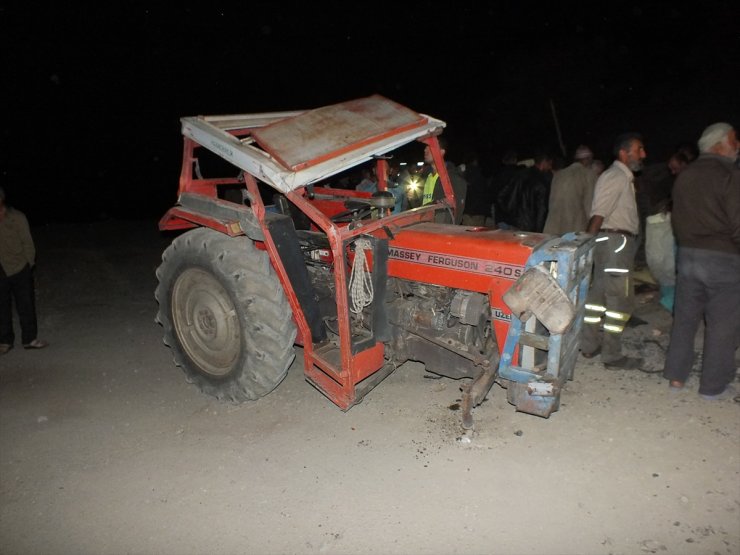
[{"left": 155, "top": 228, "right": 297, "bottom": 402}]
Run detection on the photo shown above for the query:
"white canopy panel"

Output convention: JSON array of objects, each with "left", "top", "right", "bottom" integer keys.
[{"left": 180, "top": 95, "right": 446, "bottom": 194}]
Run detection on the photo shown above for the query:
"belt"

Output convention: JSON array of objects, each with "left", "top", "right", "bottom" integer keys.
[{"left": 600, "top": 228, "right": 637, "bottom": 238}]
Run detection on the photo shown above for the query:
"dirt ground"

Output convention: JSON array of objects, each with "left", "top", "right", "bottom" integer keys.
[{"left": 1, "top": 219, "right": 738, "bottom": 555}]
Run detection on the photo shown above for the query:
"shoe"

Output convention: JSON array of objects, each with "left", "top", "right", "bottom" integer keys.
[
  {"left": 23, "top": 339, "right": 48, "bottom": 350},
  {"left": 603, "top": 356, "right": 643, "bottom": 370},
  {"left": 581, "top": 347, "right": 601, "bottom": 359},
  {"left": 668, "top": 380, "right": 684, "bottom": 393},
  {"left": 699, "top": 384, "right": 736, "bottom": 401},
  {"left": 0, "top": 343, "right": 12, "bottom": 355},
  {"left": 637, "top": 365, "right": 664, "bottom": 374}
]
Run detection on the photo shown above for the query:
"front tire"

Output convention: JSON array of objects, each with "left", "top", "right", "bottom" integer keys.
[{"left": 155, "top": 228, "right": 296, "bottom": 402}]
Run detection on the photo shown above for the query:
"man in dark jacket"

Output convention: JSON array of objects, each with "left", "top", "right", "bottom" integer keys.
[
  {"left": 516, "top": 149, "right": 554, "bottom": 232},
  {"left": 460, "top": 153, "right": 491, "bottom": 226},
  {"left": 663, "top": 122, "right": 740, "bottom": 400},
  {"left": 491, "top": 150, "right": 524, "bottom": 228},
  {"left": 494, "top": 149, "right": 552, "bottom": 232}
]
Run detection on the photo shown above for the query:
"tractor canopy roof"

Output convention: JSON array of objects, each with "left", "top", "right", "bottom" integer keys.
[{"left": 181, "top": 95, "right": 446, "bottom": 194}]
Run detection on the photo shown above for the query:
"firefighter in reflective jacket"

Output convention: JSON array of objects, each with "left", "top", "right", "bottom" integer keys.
[
  {"left": 421, "top": 171, "right": 438, "bottom": 206},
  {"left": 420, "top": 137, "right": 467, "bottom": 224},
  {"left": 580, "top": 133, "right": 646, "bottom": 370}
]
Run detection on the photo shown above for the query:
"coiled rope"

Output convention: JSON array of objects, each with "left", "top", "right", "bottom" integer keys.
[{"left": 349, "top": 238, "right": 374, "bottom": 314}]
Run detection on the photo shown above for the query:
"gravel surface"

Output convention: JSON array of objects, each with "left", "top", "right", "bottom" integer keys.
[{"left": 1, "top": 220, "right": 738, "bottom": 555}]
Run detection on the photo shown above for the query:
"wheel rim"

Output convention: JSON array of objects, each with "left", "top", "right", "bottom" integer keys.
[{"left": 171, "top": 267, "right": 241, "bottom": 377}]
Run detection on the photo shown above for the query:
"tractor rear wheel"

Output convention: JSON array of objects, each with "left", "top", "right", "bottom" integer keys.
[{"left": 155, "top": 228, "right": 296, "bottom": 402}]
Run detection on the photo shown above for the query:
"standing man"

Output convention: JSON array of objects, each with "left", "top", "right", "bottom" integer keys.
[
  {"left": 0, "top": 187, "right": 48, "bottom": 354},
  {"left": 580, "top": 133, "right": 646, "bottom": 369},
  {"left": 460, "top": 152, "right": 490, "bottom": 226},
  {"left": 644, "top": 151, "right": 689, "bottom": 312},
  {"left": 663, "top": 122, "right": 740, "bottom": 400},
  {"left": 421, "top": 136, "right": 468, "bottom": 224},
  {"left": 543, "top": 144, "right": 598, "bottom": 235},
  {"left": 492, "top": 150, "right": 525, "bottom": 230},
  {"left": 514, "top": 148, "right": 554, "bottom": 232}
]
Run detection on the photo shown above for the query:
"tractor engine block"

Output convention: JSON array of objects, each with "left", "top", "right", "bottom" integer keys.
[{"left": 385, "top": 281, "right": 497, "bottom": 380}]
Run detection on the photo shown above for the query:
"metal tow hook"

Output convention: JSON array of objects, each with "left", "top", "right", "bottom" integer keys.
[{"left": 460, "top": 363, "right": 498, "bottom": 430}]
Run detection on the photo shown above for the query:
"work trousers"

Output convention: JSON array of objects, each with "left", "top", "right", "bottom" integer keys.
[
  {"left": 581, "top": 233, "right": 637, "bottom": 362},
  {"left": 0, "top": 264, "right": 38, "bottom": 346},
  {"left": 663, "top": 248, "right": 740, "bottom": 396}
]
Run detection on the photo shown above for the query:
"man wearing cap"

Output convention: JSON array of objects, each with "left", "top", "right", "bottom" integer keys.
[
  {"left": 0, "top": 187, "right": 48, "bottom": 354},
  {"left": 580, "top": 133, "right": 646, "bottom": 369},
  {"left": 663, "top": 122, "right": 740, "bottom": 400},
  {"left": 543, "top": 144, "right": 597, "bottom": 235}
]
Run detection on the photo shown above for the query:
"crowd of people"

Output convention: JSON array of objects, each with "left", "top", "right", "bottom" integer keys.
[{"left": 454, "top": 123, "right": 739, "bottom": 401}]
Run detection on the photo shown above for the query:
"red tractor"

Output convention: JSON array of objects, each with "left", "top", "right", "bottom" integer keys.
[{"left": 156, "top": 95, "right": 594, "bottom": 429}]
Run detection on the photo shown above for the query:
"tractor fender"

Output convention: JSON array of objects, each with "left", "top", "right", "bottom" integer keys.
[{"left": 158, "top": 192, "right": 264, "bottom": 241}]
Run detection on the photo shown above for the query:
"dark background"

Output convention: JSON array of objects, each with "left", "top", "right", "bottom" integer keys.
[{"left": 3, "top": 2, "right": 738, "bottom": 224}]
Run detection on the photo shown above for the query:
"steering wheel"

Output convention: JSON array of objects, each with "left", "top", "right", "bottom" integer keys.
[{"left": 330, "top": 200, "right": 374, "bottom": 223}]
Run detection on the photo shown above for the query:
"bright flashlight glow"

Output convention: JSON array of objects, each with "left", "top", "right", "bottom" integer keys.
[{"left": 406, "top": 176, "right": 421, "bottom": 192}]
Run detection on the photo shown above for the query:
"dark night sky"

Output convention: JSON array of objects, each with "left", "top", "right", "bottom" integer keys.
[{"left": 3, "top": 2, "right": 738, "bottom": 224}]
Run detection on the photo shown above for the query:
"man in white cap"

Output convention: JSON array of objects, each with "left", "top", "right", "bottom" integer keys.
[
  {"left": 542, "top": 144, "right": 597, "bottom": 235},
  {"left": 663, "top": 122, "right": 740, "bottom": 400}
]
